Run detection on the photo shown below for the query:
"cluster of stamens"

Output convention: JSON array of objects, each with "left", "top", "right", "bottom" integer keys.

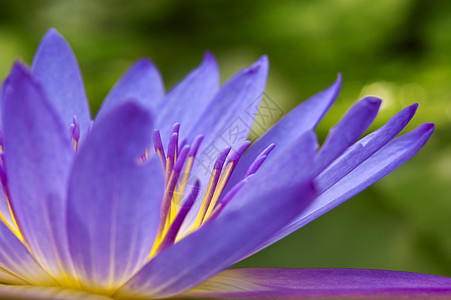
[
  {"left": 0, "top": 118, "right": 275, "bottom": 259},
  {"left": 149, "top": 123, "right": 275, "bottom": 256}
]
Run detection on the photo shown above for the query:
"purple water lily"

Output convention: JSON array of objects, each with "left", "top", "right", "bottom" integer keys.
[{"left": 0, "top": 28, "right": 448, "bottom": 299}]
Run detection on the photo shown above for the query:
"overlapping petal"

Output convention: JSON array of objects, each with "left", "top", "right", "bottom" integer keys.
[
  {"left": 115, "top": 131, "right": 316, "bottom": 299},
  {"left": 96, "top": 58, "right": 164, "bottom": 120},
  {"left": 156, "top": 51, "right": 220, "bottom": 140},
  {"left": 187, "top": 55, "right": 268, "bottom": 148},
  {"left": 2, "top": 62, "right": 76, "bottom": 283},
  {"left": 178, "top": 56, "right": 269, "bottom": 230},
  {"left": 0, "top": 28, "right": 442, "bottom": 300},
  {"left": 226, "top": 74, "right": 341, "bottom": 193},
  {"left": 313, "top": 96, "right": 381, "bottom": 174},
  {"left": 67, "top": 102, "right": 163, "bottom": 291},
  {"left": 31, "top": 28, "right": 91, "bottom": 141},
  {"left": 183, "top": 268, "right": 451, "bottom": 299},
  {"left": 316, "top": 103, "right": 418, "bottom": 192},
  {"left": 0, "top": 222, "right": 55, "bottom": 285},
  {"left": 265, "top": 123, "right": 434, "bottom": 247}
]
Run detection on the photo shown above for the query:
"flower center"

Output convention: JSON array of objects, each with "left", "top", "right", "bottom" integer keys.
[{"left": 149, "top": 123, "right": 274, "bottom": 256}]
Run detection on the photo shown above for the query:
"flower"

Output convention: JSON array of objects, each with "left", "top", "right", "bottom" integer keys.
[{"left": 0, "top": 28, "right": 448, "bottom": 299}]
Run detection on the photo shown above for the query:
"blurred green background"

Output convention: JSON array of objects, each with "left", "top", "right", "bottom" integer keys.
[{"left": 0, "top": 0, "right": 450, "bottom": 277}]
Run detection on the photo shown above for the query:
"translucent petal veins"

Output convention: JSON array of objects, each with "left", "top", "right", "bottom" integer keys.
[{"left": 150, "top": 124, "right": 274, "bottom": 254}]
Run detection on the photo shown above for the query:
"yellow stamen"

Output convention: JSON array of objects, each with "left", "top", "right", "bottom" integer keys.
[
  {"left": 204, "top": 162, "right": 233, "bottom": 221},
  {"left": 169, "top": 157, "right": 194, "bottom": 223},
  {"left": 72, "top": 139, "right": 78, "bottom": 152},
  {"left": 192, "top": 169, "right": 217, "bottom": 230}
]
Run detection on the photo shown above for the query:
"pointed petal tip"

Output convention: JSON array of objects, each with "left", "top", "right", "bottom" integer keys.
[
  {"left": 423, "top": 122, "right": 435, "bottom": 132},
  {"left": 46, "top": 27, "right": 59, "bottom": 34},
  {"left": 405, "top": 102, "right": 419, "bottom": 114},
  {"left": 40, "top": 28, "right": 66, "bottom": 46},
  {"left": 134, "top": 57, "right": 156, "bottom": 68},
  {"left": 10, "top": 60, "right": 30, "bottom": 76},
  {"left": 202, "top": 50, "right": 217, "bottom": 63},
  {"left": 362, "top": 96, "right": 382, "bottom": 106},
  {"left": 5, "top": 61, "right": 35, "bottom": 92},
  {"left": 198, "top": 50, "right": 219, "bottom": 73},
  {"left": 43, "top": 28, "right": 60, "bottom": 38},
  {"left": 334, "top": 72, "right": 342, "bottom": 87},
  {"left": 246, "top": 55, "right": 269, "bottom": 74}
]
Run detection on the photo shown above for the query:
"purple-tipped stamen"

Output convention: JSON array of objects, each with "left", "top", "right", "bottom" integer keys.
[
  {"left": 70, "top": 115, "right": 80, "bottom": 152},
  {"left": 159, "top": 145, "right": 191, "bottom": 234},
  {"left": 187, "top": 135, "right": 204, "bottom": 159},
  {"left": 227, "top": 141, "right": 252, "bottom": 166},
  {"left": 153, "top": 129, "right": 166, "bottom": 170},
  {"left": 245, "top": 155, "right": 267, "bottom": 177},
  {"left": 166, "top": 132, "right": 179, "bottom": 182},
  {"left": 156, "top": 180, "right": 200, "bottom": 254},
  {"left": 192, "top": 146, "right": 231, "bottom": 227},
  {"left": 170, "top": 122, "right": 180, "bottom": 155},
  {"left": 151, "top": 124, "right": 275, "bottom": 250},
  {"left": 209, "top": 175, "right": 254, "bottom": 220},
  {"left": 244, "top": 143, "right": 275, "bottom": 177}
]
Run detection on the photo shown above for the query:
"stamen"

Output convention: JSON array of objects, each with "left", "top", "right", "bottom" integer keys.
[
  {"left": 166, "top": 132, "right": 178, "bottom": 182},
  {"left": 192, "top": 146, "right": 231, "bottom": 229},
  {"left": 156, "top": 180, "right": 200, "bottom": 254},
  {"left": 245, "top": 143, "right": 275, "bottom": 177},
  {"left": 150, "top": 123, "right": 276, "bottom": 253},
  {"left": 203, "top": 141, "right": 251, "bottom": 220},
  {"left": 175, "top": 135, "right": 203, "bottom": 204},
  {"left": 153, "top": 129, "right": 166, "bottom": 170},
  {"left": 179, "top": 138, "right": 188, "bottom": 151},
  {"left": 208, "top": 175, "right": 253, "bottom": 220},
  {"left": 157, "top": 145, "right": 190, "bottom": 241},
  {"left": 70, "top": 115, "right": 80, "bottom": 152}
]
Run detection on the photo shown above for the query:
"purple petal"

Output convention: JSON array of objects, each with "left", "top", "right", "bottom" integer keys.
[
  {"left": 0, "top": 222, "right": 55, "bottom": 285},
  {"left": 96, "top": 58, "right": 164, "bottom": 120},
  {"left": 313, "top": 97, "right": 381, "bottom": 174},
  {"left": 183, "top": 268, "right": 451, "bottom": 299},
  {"left": 316, "top": 103, "right": 418, "bottom": 193},
  {"left": 226, "top": 74, "right": 341, "bottom": 195},
  {"left": 0, "top": 185, "right": 14, "bottom": 227},
  {"left": 0, "top": 83, "right": 4, "bottom": 130},
  {"left": 156, "top": 51, "right": 220, "bottom": 140},
  {"left": 0, "top": 284, "right": 113, "bottom": 299},
  {"left": 264, "top": 123, "right": 434, "bottom": 248},
  {"left": 2, "top": 62, "right": 76, "bottom": 282},
  {"left": 181, "top": 56, "right": 269, "bottom": 224},
  {"left": 67, "top": 102, "right": 163, "bottom": 290},
  {"left": 188, "top": 55, "right": 268, "bottom": 147},
  {"left": 115, "top": 132, "right": 317, "bottom": 299},
  {"left": 31, "top": 28, "right": 91, "bottom": 141}
]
